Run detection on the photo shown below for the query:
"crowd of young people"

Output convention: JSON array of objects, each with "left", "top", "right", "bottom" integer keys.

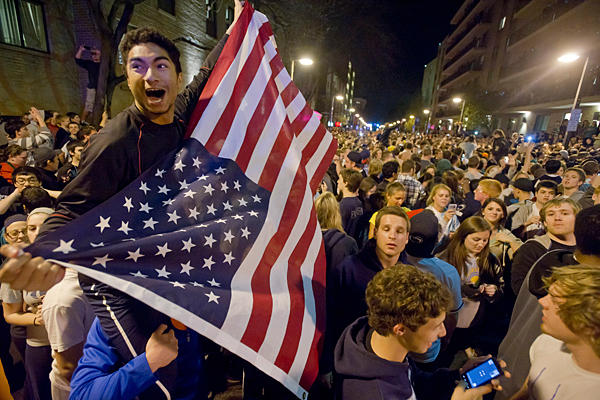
[{"left": 0, "top": 0, "right": 599, "bottom": 396}]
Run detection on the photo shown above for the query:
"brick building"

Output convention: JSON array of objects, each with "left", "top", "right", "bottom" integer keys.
[{"left": 0, "top": 0, "right": 234, "bottom": 118}]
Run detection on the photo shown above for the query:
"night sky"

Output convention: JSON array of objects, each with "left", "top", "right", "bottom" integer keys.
[{"left": 343, "top": 0, "right": 464, "bottom": 123}]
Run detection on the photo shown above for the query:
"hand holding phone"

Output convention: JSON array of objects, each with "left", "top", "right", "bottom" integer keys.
[{"left": 461, "top": 358, "right": 503, "bottom": 389}]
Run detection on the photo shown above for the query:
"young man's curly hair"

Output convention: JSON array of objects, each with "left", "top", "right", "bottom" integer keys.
[
  {"left": 366, "top": 264, "right": 451, "bottom": 336},
  {"left": 543, "top": 264, "right": 600, "bottom": 357},
  {"left": 119, "top": 27, "right": 182, "bottom": 76}
]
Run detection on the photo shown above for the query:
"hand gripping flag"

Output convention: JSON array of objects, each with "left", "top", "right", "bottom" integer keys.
[{"left": 26, "top": 3, "right": 336, "bottom": 398}]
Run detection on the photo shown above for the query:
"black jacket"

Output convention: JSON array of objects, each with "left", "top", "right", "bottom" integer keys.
[
  {"left": 39, "top": 35, "right": 228, "bottom": 238},
  {"left": 334, "top": 317, "right": 459, "bottom": 400}
]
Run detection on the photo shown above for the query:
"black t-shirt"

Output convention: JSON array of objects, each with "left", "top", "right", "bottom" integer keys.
[
  {"left": 75, "top": 58, "right": 100, "bottom": 89},
  {"left": 340, "top": 196, "right": 364, "bottom": 243}
]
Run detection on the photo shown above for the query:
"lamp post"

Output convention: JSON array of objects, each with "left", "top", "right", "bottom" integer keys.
[
  {"left": 330, "top": 94, "right": 344, "bottom": 126},
  {"left": 453, "top": 97, "right": 466, "bottom": 133},
  {"left": 558, "top": 52, "right": 589, "bottom": 146},
  {"left": 423, "top": 109, "right": 431, "bottom": 133},
  {"left": 290, "top": 57, "right": 313, "bottom": 80}
]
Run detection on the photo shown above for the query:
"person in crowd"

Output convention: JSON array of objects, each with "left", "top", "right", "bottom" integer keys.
[
  {"left": 561, "top": 167, "right": 585, "bottom": 201},
  {"left": 580, "top": 160, "right": 599, "bottom": 192},
  {"left": 396, "top": 159, "right": 425, "bottom": 209},
  {"left": 538, "top": 159, "right": 563, "bottom": 184},
  {"left": 426, "top": 183, "right": 459, "bottom": 242},
  {"left": 376, "top": 160, "right": 399, "bottom": 192},
  {"left": 0, "top": 167, "right": 45, "bottom": 222},
  {"left": 510, "top": 197, "right": 579, "bottom": 296},
  {"left": 405, "top": 210, "right": 463, "bottom": 367},
  {"left": 464, "top": 156, "right": 483, "bottom": 181},
  {"left": 338, "top": 168, "right": 365, "bottom": 244},
  {"left": 459, "top": 135, "right": 477, "bottom": 159},
  {"left": 330, "top": 206, "right": 409, "bottom": 347},
  {"left": 53, "top": 115, "right": 71, "bottom": 150},
  {"left": 506, "top": 178, "right": 533, "bottom": 223},
  {"left": 346, "top": 151, "right": 367, "bottom": 177},
  {"left": 491, "top": 129, "right": 510, "bottom": 163},
  {"left": 20, "top": 187, "right": 55, "bottom": 215},
  {"left": 510, "top": 180, "right": 557, "bottom": 240},
  {"left": 367, "top": 158, "right": 382, "bottom": 183},
  {"left": 0, "top": 145, "right": 27, "bottom": 185},
  {"left": 509, "top": 265, "right": 600, "bottom": 400},
  {"left": 75, "top": 44, "right": 101, "bottom": 122},
  {"left": 0, "top": 214, "right": 52, "bottom": 400},
  {"left": 314, "top": 192, "right": 358, "bottom": 397},
  {"left": 334, "top": 265, "right": 507, "bottom": 400},
  {"left": 5, "top": 108, "right": 53, "bottom": 150},
  {"left": 32, "top": 147, "right": 64, "bottom": 191},
  {"left": 368, "top": 182, "right": 407, "bottom": 238},
  {"left": 437, "top": 216, "right": 503, "bottom": 359},
  {"left": 419, "top": 147, "right": 433, "bottom": 171},
  {"left": 460, "top": 178, "right": 503, "bottom": 221},
  {"left": 496, "top": 205, "right": 599, "bottom": 399},
  {"left": 57, "top": 140, "right": 85, "bottom": 185},
  {"left": 481, "top": 198, "right": 522, "bottom": 268},
  {"left": 36, "top": 212, "right": 93, "bottom": 400}
]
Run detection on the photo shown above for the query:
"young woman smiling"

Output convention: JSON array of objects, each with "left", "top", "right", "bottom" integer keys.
[{"left": 480, "top": 198, "right": 522, "bottom": 264}]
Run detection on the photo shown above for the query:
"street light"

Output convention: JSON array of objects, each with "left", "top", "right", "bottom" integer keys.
[
  {"left": 409, "top": 115, "right": 415, "bottom": 119},
  {"left": 452, "top": 97, "right": 466, "bottom": 131},
  {"left": 290, "top": 57, "right": 314, "bottom": 80},
  {"left": 423, "top": 109, "right": 431, "bottom": 133},
  {"left": 329, "top": 94, "right": 344, "bottom": 126},
  {"left": 558, "top": 51, "right": 589, "bottom": 145}
]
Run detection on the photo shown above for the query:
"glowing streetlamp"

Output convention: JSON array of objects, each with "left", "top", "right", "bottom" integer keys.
[
  {"left": 452, "top": 97, "right": 466, "bottom": 129},
  {"left": 329, "top": 94, "right": 345, "bottom": 126},
  {"left": 290, "top": 57, "right": 314, "bottom": 80},
  {"left": 423, "top": 109, "right": 431, "bottom": 133},
  {"left": 558, "top": 51, "right": 589, "bottom": 145}
]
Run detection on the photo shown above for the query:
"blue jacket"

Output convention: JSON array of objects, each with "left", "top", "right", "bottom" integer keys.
[{"left": 70, "top": 318, "right": 205, "bottom": 400}]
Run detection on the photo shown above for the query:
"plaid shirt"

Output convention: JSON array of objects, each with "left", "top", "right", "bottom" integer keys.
[{"left": 396, "top": 174, "right": 426, "bottom": 209}]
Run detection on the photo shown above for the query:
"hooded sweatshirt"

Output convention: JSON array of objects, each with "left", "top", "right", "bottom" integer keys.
[{"left": 334, "top": 317, "right": 459, "bottom": 400}]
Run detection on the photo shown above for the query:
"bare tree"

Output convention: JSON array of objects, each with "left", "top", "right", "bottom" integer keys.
[{"left": 85, "top": 0, "right": 147, "bottom": 123}]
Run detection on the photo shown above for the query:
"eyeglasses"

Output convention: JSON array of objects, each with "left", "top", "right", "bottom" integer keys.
[
  {"left": 5, "top": 228, "right": 27, "bottom": 240},
  {"left": 15, "top": 177, "right": 39, "bottom": 185}
]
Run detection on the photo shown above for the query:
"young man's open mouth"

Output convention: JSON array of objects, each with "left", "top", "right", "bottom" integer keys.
[{"left": 145, "top": 88, "right": 166, "bottom": 105}]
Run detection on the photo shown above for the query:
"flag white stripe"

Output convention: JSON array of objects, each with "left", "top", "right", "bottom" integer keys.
[
  {"left": 218, "top": 39, "right": 278, "bottom": 161},
  {"left": 285, "top": 91, "right": 305, "bottom": 124},
  {"left": 190, "top": 13, "right": 260, "bottom": 145},
  {"left": 296, "top": 115, "right": 321, "bottom": 151},
  {"left": 258, "top": 184, "right": 315, "bottom": 361},
  {"left": 274, "top": 64, "right": 291, "bottom": 93},
  {"left": 305, "top": 130, "right": 334, "bottom": 185},
  {"left": 288, "top": 224, "right": 321, "bottom": 380},
  {"left": 244, "top": 95, "right": 287, "bottom": 182},
  {"left": 221, "top": 133, "right": 302, "bottom": 337}
]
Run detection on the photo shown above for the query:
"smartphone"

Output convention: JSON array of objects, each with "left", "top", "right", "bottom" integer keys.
[
  {"left": 461, "top": 358, "right": 503, "bottom": 389},
  {"left": 503, "top": 156, "right": 509, "bottom": 163},
  {"left": 83, "top": 45, "right": 91, "bottom": 50},
  {"left": 447, "top": 204, "right": 457, "bottom": 212}
]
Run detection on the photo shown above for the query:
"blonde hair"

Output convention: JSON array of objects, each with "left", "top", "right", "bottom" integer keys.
[
  {"left": 426, "top": 183, "right": 451, "bottom": 206},
  {"left": 369, "top": 159, "right": 383, "bottom": 177},
  {"left": 478, "top": 179, "right": 502, "bottom": 198},
  {"left": 543, "top": 265, "right": 600, "bottom": 357},
  {"left": 315, "top": 192, "right": 344, "bottom": 232}
]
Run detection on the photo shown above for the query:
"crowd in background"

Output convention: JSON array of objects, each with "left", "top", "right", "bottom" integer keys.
[{"left": 0, "top": 105, "right": 599, "bottom": 400}]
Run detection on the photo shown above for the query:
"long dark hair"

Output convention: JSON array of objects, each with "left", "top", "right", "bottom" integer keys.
[{"left": 444, "top": 216, "right": 492, "bottom": 279}]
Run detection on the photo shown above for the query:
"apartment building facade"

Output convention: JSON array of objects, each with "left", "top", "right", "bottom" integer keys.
[{"left": 430, "top": 0, "right": 600, "bottom": 135}]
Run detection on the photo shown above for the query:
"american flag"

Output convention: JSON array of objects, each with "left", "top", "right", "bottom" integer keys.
[{"left": 26, "top": 4, "right": 336, "bottom": 398}]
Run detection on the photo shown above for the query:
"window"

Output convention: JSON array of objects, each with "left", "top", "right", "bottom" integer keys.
[
  {"left": 498, "top": 16, "right": 506, "bottom": 31},
  {"left": 157, "top": 0, "right": 175, "bottom": 15},
  {"left": 225, "top": 6, "right": 234, "bottom": 27},
  {"left": 0, "top": 0, "right": 48, "bottom": 51},
  {"left": 205, "top": 0, "right": 216, "bottom": 37}
]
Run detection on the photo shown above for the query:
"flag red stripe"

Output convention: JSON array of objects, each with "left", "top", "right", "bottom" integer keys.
[
  {"left": 299, "top": 248, "right": 327, "bottom": 389},
  {"left": 257, "top": 121, "right": 294, "bottom": 191},
  {"left": 273, "top": 212, "right": 317, "bottom": 372},
  {"left": 301, "top": 123, "right": 326, "bottom": 163},
  {"left": 234, "top": 57, "right": 284, "bottom": 172},
  {"left": 240, "top": 165, "right": 308, "bottom": 351},
  {"left": 290, "top": 103, "right": 313, "bottom": 135},
  {"left": 184, "top": 6, "right": 253, "bottom": 139},
  {"left": 204, "top": 23, "right": 274, "bottom": 154},
  {"left": 280, "top": 83, "right": 299, "bottom": 108},
  {"left": 309, "top": 138, "right": 338, "bottom": 194}
]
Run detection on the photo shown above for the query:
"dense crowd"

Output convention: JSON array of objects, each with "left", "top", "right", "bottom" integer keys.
[{"left": 1, "top": 0, "right": 599, "bottom": 397}]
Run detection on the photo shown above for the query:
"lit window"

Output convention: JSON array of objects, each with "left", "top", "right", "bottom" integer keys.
[
  {"left": 158, "top": 0, "right": 175, "bottom": 15},
  {"left": 499, "top": 16, "right": 506, "bottom": 31},
  {"left": 0, "top": 0, "right": 48, "bottom": 51},
  {"left": 225, "top": 6, "right": 234, "bottom": 26}
]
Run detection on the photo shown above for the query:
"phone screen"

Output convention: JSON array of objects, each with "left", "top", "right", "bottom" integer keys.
[{"left": 463, "top": 359, "right": 501, "bottom": 388}]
